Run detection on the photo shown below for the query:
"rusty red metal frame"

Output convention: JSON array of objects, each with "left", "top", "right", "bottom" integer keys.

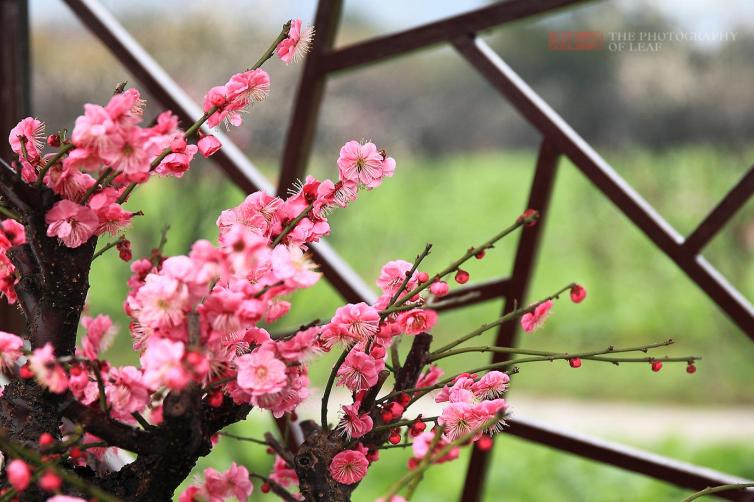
[{"left": 10, "top": 0, "right": 751, "bottom": 500}]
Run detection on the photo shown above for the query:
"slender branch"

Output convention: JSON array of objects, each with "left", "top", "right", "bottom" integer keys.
[
  {"left": 92, "top": 236, "right": 124, "bottom": 261},
  {"left": 218, "top": 431, "right": 268, "bottom": 445},
  {"left": 264, "top": 432, "right": 294, "bottom": 466},
  {"left": 249, "top": 473, "right": 298, "bottom": 502},
  {"left": 680, "top": 483, "right": 754, "bottom": 502},
  {"left": 369, "top": 416, "right": 438, "bottom": 436},
  {"left": 429, "top": 339, "right": 677, "bottom": 363},
  {"left": 383, "top": 243, "right": 432, "bottom": 319},
  {"left": 321, "top": 347, "right": 350, "bottom": 430},
  {"left": 429, "top": 282, "right": 574, "bottom": 356},
  {"left": 250, "top": 20, "right": 292, "bottom": 70},
  {"left": 80, "top": 167, "right": 113, "bottom": 205},
  {"left": 271, "top": 201, "right": 314, "bottom": 247},
  {"left": 35, "top": 142, "right": 74, "bottom": 186},
  {"left": 381, "top": 214, "right": 535, "bottom": 316}
]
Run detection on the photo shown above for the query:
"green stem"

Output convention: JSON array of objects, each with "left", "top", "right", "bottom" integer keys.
[
  {"left": 379, "top": 215, "right": 534, "bottom": 317},
  {"left": 429, "top": 339, "right": 676, "bottom": 363},
  {"left": 92, "top": 237, "right": 123, "bottom": 261},
  {"left": 35, "top": 142, "right": 74, "bottom": 186},
  {"left": 680, "top": 483, "right": 754, "bottom": 502},
  {"left": 250, "top": 20, "right": 292, "bottom": 70},
  {"left": 80, "top": 167, "right": 113, "bottom": 205},
  {"left": 369, "top": 416, "right": 438, "bottom": 436},
  {"left": 428, "top": 282, "right": 573, "bottom": 355},
  {"left": 271, "top": 201, "right": 314, "bottom": 247},
  {"left": 219, "top": 431, "right": 269, "bottom": 445}
]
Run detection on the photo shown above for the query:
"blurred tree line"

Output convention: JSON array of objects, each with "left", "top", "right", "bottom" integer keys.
[{"left": 31, "top": 2, "right": 754, "bottom": 162}]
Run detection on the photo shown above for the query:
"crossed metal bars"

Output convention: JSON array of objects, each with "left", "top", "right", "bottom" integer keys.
[{"left": 3, "top": 0, "right": 753, "bottom": 499}]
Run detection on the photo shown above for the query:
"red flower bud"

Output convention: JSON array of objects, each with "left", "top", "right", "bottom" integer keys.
[
  {"left": 417, "top": 271, "right": 429, "bottom": 283},
  {"left": 475, "top": 249, "right": 486, "bottom": 259},
  {"left": 570, "top": 284, "right": 587, "bottom": 303},
  {"left": 208, "top": 391, "right": 224, "bottom": 408},
  {"left": 69, "top": 447, "right": 83, "bottom": 460},
  {"left": 398, "top": 392, "right": 411, "bottom": 406},
  {"left": 370, "top": 345, "right": 386, "bottom": 359},
  {"left": 476, "top": 435, "right": 494, "bottom": 451},
  {"left": 388, "top": 402, "right": 404, "bottom": 418},
  {"left": 261, "top": 482, "right": 271, "bottom": 494},
  {"left": 388, "top": 431, "right": 401, "bottom": 445},
  {"left": 568, "top": 358, "right": 582, "bottom": 368},
  {"left": 651, "top": 360, "right": 663, "bottom": 372},
  {"left": 518, "top": 208, "right": 540, "bottom": 227},
  {"left": 19, "top": 364, "right": 33, "bottom": 379},
  {"left": 366, "top": 450, "right": 380, "bottom": 463},
  {"left": 686, "top": 363, "right": 697, "bottom": 374},
  {"left": 38, "top": 470, "right": 62, "bottom": 492},
  {"left": 380, "top": 410, "right": 394, "bottom": 423},
  {"left": 46, "top": 134, "right": 61, "bottom": 147},
  {"left": 39, "top": 433, "right": 55, "bottom": 448},
  {"left": 429, "top": 281, "right": 449, "bottom": 297},
  {"left": 454, "top": 269, "right": 470, "bottom": 284}
]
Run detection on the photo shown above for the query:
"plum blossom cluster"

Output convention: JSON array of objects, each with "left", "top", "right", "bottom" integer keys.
[{"left": 0, "top": 218, "right": 25, "bottom": 303}]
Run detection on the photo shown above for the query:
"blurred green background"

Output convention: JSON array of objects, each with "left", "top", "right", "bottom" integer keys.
[{"left": 26, "top": 0, "right": 754, "bottom": 500}]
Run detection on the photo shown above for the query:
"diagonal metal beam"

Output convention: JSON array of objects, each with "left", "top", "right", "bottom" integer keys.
[
  {"left": 277, "top": 0, "right": 343, "bottom": 197},
  {"left": 63, "top": 0, "right": 375, "bottom": 304},
  {"left": 462, "top": 139, "right": 560, "bottom": 502},
  {"left": 452, "top": 34, "right": 754, "bottom": 341},
  {"left": 506, "top": 416, "right": 754, "bottom": 501},
  {"left": 684, "top": 164, "right": 754, "bottom": 255},
  {"left": 320, "top": 0, "right": 594, "bottom": 75}
]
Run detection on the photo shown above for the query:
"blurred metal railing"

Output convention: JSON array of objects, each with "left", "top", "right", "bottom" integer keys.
[{"left": 2, "top": 0, "right": 753, "bottom": 500}]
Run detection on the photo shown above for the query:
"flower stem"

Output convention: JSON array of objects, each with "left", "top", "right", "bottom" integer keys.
[
  {"left": 428, "top": 282, "right": 574, "bottom": 356},
  {"left": 321, "top": 347, "right": 351, "bottom": 430},
  {"left": 680, "top": 483, "right": 754, "bottom": 502},
  {"left": 271, "top": 201, "right": 314, "bottom": 247},
  {"left": 250, "top": 20, "right": 292, "bottom": 70},
  {"left": 0, "top": 205, "right": 21, "bottom": 221},
  {"left": 35, "top": 142, "right": 74, "bottom": 187},
  {"left": 219, "top": 431, "right": 269, "bottom": 445},
  {"left": 92, "top": 236, "right": 124, "bottom": 261}
]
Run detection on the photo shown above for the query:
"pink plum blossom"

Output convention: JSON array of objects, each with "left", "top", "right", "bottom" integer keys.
[
  {"left": 106, "top": 366, "right": 150, "bottom": 419},
  {"left": 45, "top": 200, "right": 99, "bottom": 248},
  {"left": 337, "top": 401, "right": 374, "bottom": 439},
  {"left": 29, "top": 343, "right": 68, "bottom": 393},
  {"left": 329, "top": 303, "right": 380, "bottom": 343},
  {"left": 397, "top": 308, "right": 437, "bottom": 335},
  {"left": 235, "top": 348, "right": 287, "bottom": 396},
  {"left": 336, "top": 350, "right": 380, "bottom": 392},
  {"left": 0, "top": 331, "right": 23, "bottom": 372},
  {"left": 197, "top": 134, "right": 222, "bottom": 157},
  {"left": 79, "top": 314, "right": 116, "bottom": 360},
  {"left": 276, "top": 18, "right": 314, "bottom": 64},
  {"left": 337, "top": 140, "right": 395, "bottom": 189},
  {"left": 9, "top": 117, "right": 44, "bottom": 164},
  {"left": 140, "top": 338, "right": 190, "bottom": 391},
  {"left": 520, "top": 300, "right": 553, "bottom": 333},
  {"left": 6, "top": 459, "right": 31, "bottom": 491},
  {"left": 329, "top": 449, "right": 369, "bottom": 485}
]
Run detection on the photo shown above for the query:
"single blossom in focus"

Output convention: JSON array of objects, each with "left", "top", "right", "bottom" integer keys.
[
  {"left": 45, "top": 200, "right": 99, "bottom": 248},
  {"left": 336, "top": 350, "right": 380, "bottom": 392},
  {"left": 235, "top": 348, "right": 287, "bottom": 396},
  {"left": 337, "top": 401, "right": 374, "bottom": 439},
  {"left": 328, "top": 449, "right": 369, "bottom": 485},
  {"left": 337, "top": 140, "right": 395, "bottom": 189},
  {"left": 275, "top": 18, "right": 314, "bottom": 64},
  {"left": 520, "top": 300, "right": 553, "bottom": 333},
  {"left": 9, "top": 117, "right": 44, "bottom": 163},
  {"left": 329, "top": 302, "right": 380, "bottom": 343},
  {"left": 471, "top": 371, "right": 510, "bottom": 399}
]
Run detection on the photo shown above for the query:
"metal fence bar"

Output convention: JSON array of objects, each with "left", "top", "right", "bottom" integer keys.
[
  {"left": 277, "top": 0, "right": 343, "bottom": 197},
  {"left": 506, "top": 416, "right": 754, "bottom": 501},
  {"left": 0, "top": 0, "right": 30, "bottom": 333},
  {"left": 452, "top": 34, "right": 754, "bottom": 341},
  {"left": 684, "top": 164, "right": 754, "bottom": 255},
  {"left": 320, "top": 0, "right": 593, "bottom": 75},
  {"left": 462, "top": 139, "right": 560, "bottom": 502},
  {"left": 62, "top": 0, "right": 376, "bottom": 305}
]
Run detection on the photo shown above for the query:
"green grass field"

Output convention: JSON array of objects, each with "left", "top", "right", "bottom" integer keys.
[{"left": 83, "top": 146, "right": 754, "bottom": 500}]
